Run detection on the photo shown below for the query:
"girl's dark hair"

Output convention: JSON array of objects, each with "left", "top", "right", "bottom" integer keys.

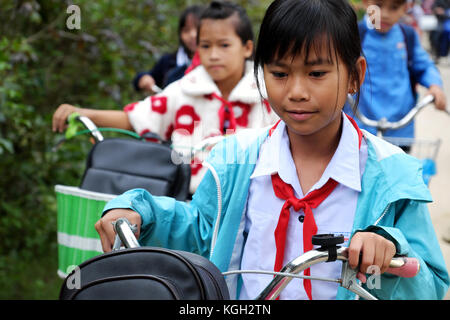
[
  {"left": 254, "top": 0, "right": 363, "bottom": 108},
  {"left": 178, "top": 5, "right": 204, "bottom": 53},
  {"left": 178, "top": 5, "right": 204, "bottom": 35},
  {"left": 198, "top": 1, "right": 254, "bottom": 45}
]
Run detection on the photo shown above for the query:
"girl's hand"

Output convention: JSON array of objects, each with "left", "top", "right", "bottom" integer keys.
[
  {"left": 52, "top": 103, "right": 80, "bottom": 133},
  {"left": 138, "top": 74, "right": 156, "bottom": 94},
  {"left": 347, "top": 232, "right": 396, "bottom": 276},
  {"left": 427, "top": 85, "right": 447, "bottom": 111},
  {"left": 94, "top": 209, "right": 142, "bottom": 253}
]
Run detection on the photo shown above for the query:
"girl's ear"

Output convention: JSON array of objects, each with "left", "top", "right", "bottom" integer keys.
[
  {"left": 350, "top": 56, "right": 366, "bottom": 93},
  {"left": 356, "top": 56, "right": 366, "bottom": 87},
  {"left": 243, "top": 40, "right": 254, "bottom": 59}
]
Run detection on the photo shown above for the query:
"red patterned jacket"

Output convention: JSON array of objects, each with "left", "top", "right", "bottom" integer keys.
[{"left": 124, "top": 61, "right": 279, "bottom": 193}]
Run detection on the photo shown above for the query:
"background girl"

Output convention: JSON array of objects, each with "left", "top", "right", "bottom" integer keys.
[
  {"left": 52, "top": 1, "right": 278, "bottom": 194},
  {"left": 94, "top": 0, "right": 449, "bottom": 299},
  {"left": 133, "top": 5, "right": 204, "bottom": 93}
]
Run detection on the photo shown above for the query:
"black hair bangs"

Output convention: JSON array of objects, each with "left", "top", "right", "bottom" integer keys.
[
  {"left": 260, "top": 1, "right": 336, "bottom": 66},
  {"left": 254, "top": 0, "right": 363, "bottom": 106},
  {"left": 256, "top": 0, "right": 360, "bottom": 67},
  {"left": 198, "top": 1, "right": 253, "bottom": 45}
]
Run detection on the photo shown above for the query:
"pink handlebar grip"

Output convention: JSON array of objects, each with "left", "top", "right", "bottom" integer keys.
[{"left": 386, "top": 257, "right": 420, "bottom": 278}]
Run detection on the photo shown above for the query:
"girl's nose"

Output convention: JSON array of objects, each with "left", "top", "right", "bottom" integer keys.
[
  {"left": 380, "top": 7, "right": 390, "bottom": 20},
  {"left": 288, "top": 77, "right": 310, "bottom": 102},
  {"left": 210, "top": 46, "right": 220, "bottom": 59}
]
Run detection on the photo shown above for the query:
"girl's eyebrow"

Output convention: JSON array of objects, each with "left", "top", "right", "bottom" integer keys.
[
  {"left": 199, "top": 37, "right": 231, "bottom": 43},
  {"left": 268, "top": 58, "right": 332, "bottom": 67},
  {"left": 267, "top": 61, "right": 289, "bottom": 68},
  {"left": 305, "top": 58, "right": 333, "bottom": 66}
]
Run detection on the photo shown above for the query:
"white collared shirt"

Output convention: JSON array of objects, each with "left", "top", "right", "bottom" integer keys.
[{"left": 239, "top": 114, "right": 368, "bottom": 300}]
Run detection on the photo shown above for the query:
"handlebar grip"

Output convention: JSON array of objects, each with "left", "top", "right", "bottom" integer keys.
[{"left": 386, "top": 257, "right": 420, "bottom": 278}]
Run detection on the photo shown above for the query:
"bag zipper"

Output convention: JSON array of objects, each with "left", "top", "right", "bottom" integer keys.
[
  {"left": 71, "top": 274, "right": 182, "bottom": 300},
  {"left": 197, "top": 265, "right": 224, "bottom": 300}
]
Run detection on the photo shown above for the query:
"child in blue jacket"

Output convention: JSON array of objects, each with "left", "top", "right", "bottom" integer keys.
[
  {"left": 350, "top": 0, "right": 447, "bottom": 142},
  {"left": 95, "top": 0, "right": 449, "bottom": 299}
]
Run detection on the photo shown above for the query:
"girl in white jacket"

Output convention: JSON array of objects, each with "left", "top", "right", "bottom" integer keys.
[{"left": 52, "top": 1, "right": 278, "bottom": 193}]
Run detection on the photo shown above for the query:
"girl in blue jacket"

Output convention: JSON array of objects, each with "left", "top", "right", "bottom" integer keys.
[{"left": 95, "top": 0, "right": 449, "bottom": 300}]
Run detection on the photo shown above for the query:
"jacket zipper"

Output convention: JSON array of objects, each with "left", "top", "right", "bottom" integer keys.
[
  {"left": 373, "top": 203, "right": 391, "bottom": 226},
  {"left": 203, "top": 161, "right": 222, "bottom": 260}
]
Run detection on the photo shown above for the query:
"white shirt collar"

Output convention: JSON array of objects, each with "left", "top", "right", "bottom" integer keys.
[
  {"left": 250, "top": 113, "right": 362, "bottom": 195},
  {"left": 179, "top": 61, "right": 260, "bottom": 103},
  {"left": 176, "top": 46, "right": 191, "bottom": 66}
]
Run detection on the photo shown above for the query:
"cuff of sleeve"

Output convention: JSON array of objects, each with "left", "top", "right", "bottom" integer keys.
[
  {"left": 355, "top": 225, "right": 409, "bottom": 256},
  {"left": 422, "top": 78, "right": 443, "bottom": 89},
  {"left": 103, "top": 199, "right": 129, "bottom": 214},
  {"left": 102, "top": 189, "right": 154, "bottom": 229}
]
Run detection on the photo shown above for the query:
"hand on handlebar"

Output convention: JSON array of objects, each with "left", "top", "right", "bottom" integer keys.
[
  {"left": 347, "top": 231, "right": 397, "bottom": 276},
  {"left": 427, "top": 85, "right": 447, "bottom": 111},
  {"left": 52, "top": 103, "right": 80, "bottom": 133},
  {"left": 94, "top": 209, "right": 142, "bottom": 253}
]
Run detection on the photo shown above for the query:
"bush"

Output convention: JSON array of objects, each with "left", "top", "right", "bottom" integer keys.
[{"left": 0, "top": 0, "right": 271, "bottom": 299}]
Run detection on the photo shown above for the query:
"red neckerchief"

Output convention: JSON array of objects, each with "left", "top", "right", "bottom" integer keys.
[
  {"left": 270, "top": 114, "right": 362, "bottom": 300},
  {"left": 206, "top": 93, "right": 251, "bottom": 134}
]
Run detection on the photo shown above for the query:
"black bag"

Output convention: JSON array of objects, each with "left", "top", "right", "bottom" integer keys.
[
  {"left": 59, "top": 247, "right": 230, "bottom": 300},
  {"left": 79, "top": 134, "right": 191, "bottom": 200}
]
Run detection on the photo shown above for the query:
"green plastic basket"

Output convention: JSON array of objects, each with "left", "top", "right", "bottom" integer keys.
[{"left": 55, "top": 185, "right": 117, "bottom": 278}]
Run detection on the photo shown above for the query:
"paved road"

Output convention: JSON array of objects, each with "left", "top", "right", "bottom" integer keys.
[{"left": 415, "top": 61, "right": 450, "bottom": 300}]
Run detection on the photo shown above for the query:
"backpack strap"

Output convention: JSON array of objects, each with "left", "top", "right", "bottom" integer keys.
[
  {"left": 358, "top": 20, "right": 420, "bottom": 101},
  {"left": 358, "top": 20, "right": 368, "bottom": 44},
  {"left": 399, "top": 23, "right": 420, "bottom": 101}
]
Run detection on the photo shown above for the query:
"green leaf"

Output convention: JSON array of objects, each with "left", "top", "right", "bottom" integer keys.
[
  {"left": 65, "top": 112, "right": 83, "bottom": 139},
  {"left": 0, "top": 138, "right": 13, "bottom": 154}
]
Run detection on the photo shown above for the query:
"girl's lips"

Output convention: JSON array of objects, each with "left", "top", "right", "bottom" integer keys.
[
  {"left": 209, "top": 65, "right": 224, "bottom": 70},
  {"left": 380, "top": 22, "right": 391, "bottom": 30},
  {"left": 286, "top": 110, "right": 316, "bottom": 121}
]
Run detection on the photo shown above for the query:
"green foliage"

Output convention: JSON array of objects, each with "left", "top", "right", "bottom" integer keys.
[
  {"left": 350, "top": 0, "right": 366, "bottom": 19},
  {"left": 0, "top": 0, "right": 272, "bottom": 299}
]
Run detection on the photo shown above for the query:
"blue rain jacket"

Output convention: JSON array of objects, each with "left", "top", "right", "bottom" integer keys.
[{"left": 104, "top": 126, "right": 449, "bottom": 300}]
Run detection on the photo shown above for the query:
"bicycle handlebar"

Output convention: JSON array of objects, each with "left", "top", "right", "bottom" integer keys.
[
  {"left": 113, "top": 218, "right": 140, "bottom": 250},
  {"left": 113, "top": 218, "right": 420, "bottom": 300},
  {"left": 349, "top": 94, "right": 439, "bottom": 135},
  {"left": 254, "top": 247, "right": 419, "bottom": 300},
  {"left": 255, "top": 248, "right": 347, "bottom": 300},
  {"left": 75, "top": 115, "right": 105, "bottom": 142},
  {"left": 69, "top": 114, "right": 224, "bottom": 157}
]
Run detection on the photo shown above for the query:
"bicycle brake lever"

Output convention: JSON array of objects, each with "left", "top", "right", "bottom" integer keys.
[
  {"left": 111, "top": 219, "right": 138, "bottom": 251},
  {"left": 340, "top": 261, "right": 377, "bottom": 300}
]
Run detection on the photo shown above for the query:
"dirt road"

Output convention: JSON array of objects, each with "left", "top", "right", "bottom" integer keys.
[{"left": 415, "top": 62, "right": 450, "bottom": 299}]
